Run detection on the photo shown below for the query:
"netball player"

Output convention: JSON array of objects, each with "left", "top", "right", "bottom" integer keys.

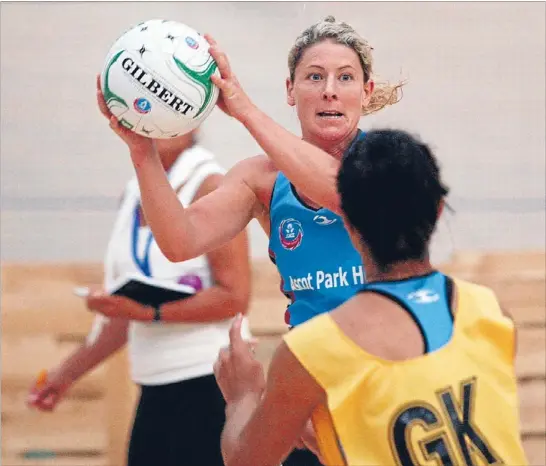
[
  {"left": 97, "top": 16, "right": 402, "bottom": 465},
  {"left": 215, "top": 129, "right": 528, "bottom": 466}
]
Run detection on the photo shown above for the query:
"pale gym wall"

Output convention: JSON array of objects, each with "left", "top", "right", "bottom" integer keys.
[{"left": 1, "top": 2, "right": 545, "bottom": 262}]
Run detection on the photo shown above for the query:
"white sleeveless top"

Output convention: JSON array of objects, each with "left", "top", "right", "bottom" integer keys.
[{"left": 89, "top": 145, "right": 250, "bottom": 385}]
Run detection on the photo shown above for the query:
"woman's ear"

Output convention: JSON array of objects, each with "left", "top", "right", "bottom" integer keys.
[
  {"left": 362, "top": 79, "right": 374, "bottom": 108},
  {"left": 286, "top": 78, "right": 296, "bottom": 107}
]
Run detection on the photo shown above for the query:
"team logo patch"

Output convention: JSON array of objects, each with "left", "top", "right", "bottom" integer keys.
[
  {"left": 133, "top": 97, "right": 152, "bottom": 114},
  {"left": 185, "top": 36, "right": 199, "bottom": 49},
  {"left": 279, "top": 218, "right": 304, "bottom": 251}
]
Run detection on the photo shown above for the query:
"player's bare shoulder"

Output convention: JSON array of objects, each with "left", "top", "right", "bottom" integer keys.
[{"left": 227, "top": 155, "right": 278, "bottom": 209}]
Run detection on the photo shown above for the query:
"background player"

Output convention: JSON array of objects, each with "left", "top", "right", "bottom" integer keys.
[{"left": 28, "top": 130, "right": 251, "bottom": 466}]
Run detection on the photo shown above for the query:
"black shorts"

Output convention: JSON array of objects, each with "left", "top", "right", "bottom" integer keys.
[{"left": 127, "top": 374, "right": 226, "bottom": 466}]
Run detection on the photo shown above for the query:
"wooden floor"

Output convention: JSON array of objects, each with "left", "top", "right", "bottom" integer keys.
[{"left": 2, "top": 250, "right": 545, "bottom": 465}]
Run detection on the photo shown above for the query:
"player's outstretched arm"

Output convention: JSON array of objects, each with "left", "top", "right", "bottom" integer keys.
[
  {"left": 97, "top": 76, "right": 260, "bottom": 262},
  {"left": 207, "top": 35, "right": 342, "bottom": 214},
  {"left": 132, "top": 152, "right": 257, "bottom": 262}
]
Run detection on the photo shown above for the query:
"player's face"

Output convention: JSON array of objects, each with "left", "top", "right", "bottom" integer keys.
[{"left": 287, "top": 40, "right": 372, "bottom": 144}]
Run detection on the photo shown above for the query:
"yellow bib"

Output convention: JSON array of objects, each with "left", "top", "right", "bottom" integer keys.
[{"left": 284, "top": 278, "right": 527, "bottom": 466}]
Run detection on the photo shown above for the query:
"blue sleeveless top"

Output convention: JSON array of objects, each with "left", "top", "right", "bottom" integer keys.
[
  {"left": 268, "top": 131, "right": 366, "bottom": 326},
  {"left": 360, "top": 271, "right": 455, "bottom": 352}
]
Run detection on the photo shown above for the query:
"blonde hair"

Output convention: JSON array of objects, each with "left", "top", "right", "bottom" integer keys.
[{"left": 288, "top": 16, "right": 404, "bottom": 116}]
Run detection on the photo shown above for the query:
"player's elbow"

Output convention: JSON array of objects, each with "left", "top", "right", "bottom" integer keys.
[
  {"left": 159, "top": 242, "right": 193, "bottom": 263},
  {"left": 158, "top": 216, "right": 204, "bottom": 262}
]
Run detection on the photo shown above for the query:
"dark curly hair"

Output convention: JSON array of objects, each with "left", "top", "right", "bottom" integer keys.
[{"left": 337, "top": 129, "right": 449, "bottom": 271}]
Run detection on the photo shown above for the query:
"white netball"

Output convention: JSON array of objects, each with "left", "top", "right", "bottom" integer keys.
[{"left": 100, "top": 19, "right": 219, "bottom": 139}]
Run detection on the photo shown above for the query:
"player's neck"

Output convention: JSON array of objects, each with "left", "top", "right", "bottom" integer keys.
[{"left": 364, "top": 259, "right": 435, "bottom": 283}]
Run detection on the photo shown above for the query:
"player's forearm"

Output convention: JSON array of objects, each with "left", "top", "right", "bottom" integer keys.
[
  {"left": 60, "top": 318, "right": 129, "bottom": 382},
  {"left": 240, "top": 106, "right": 341, "bottom": 212},
  {"left": 130, "top": 149, "right": 198, "bottom": 262},
  {"left": 221, "top": 393, "right": 263, "bottom": 466},
  {"left": 154, "top": 286, "right": 248, "bottom": 323}
]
